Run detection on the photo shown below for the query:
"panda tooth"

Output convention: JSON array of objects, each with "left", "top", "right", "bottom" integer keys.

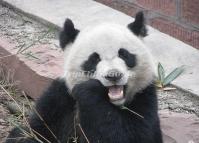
[{"left": 121, "top": 90, "right": 123, "bottom": 95}]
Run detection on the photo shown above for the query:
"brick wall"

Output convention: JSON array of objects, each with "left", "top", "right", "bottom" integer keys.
[{"left": 95, "top": 0, "right": 199, "bottom": 49}]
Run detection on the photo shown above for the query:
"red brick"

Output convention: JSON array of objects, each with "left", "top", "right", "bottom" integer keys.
[
  {"left": 96, "top": 0, "right": 142, "bottom": 16},
  {"left": 97, "top": 0, "right": 177, "bottom": 16},
  {"left": 134, "top": 0, "right": 177, "bottom": 16},
  {"left": 151, "top": 18, "right": 199, "bottom": 49},
  {"left": 111, "top": 1, "right": 141, "bottom": 16},
  {"left": 182, "top": 0, "right": 199, "bottom": 25}
]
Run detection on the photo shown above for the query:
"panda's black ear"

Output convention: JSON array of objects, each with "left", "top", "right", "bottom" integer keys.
[
  {"left": 59, "top": 19, "right": 80, "bottom": 50},
  {"left": 128, "top": 11, "right": 147, "bottom": 37}
]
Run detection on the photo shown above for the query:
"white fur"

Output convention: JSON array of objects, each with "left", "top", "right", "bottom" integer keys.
[{"left": 63, "top": 23, "right": 155, "bottom": 105}]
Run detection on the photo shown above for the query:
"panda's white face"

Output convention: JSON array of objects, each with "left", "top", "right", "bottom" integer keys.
[{"left": 61, "top": 12, "right": 155, "bottom": 106}]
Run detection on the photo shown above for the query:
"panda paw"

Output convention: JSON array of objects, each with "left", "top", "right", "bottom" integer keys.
[{"left": 72, "top": 79, "right": 107, "bottom": 105}]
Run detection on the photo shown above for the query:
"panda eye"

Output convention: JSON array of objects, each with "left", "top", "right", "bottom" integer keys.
[
  {"left": 118, "top": 48, "right": 136, "bottom": 68},
  {"left": 81, "top": 52, "right": 101, "bottom": 74}
]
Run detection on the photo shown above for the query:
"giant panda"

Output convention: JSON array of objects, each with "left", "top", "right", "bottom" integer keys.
[{"left": 6, "top": 12, "right": 162, "bottom": 143}]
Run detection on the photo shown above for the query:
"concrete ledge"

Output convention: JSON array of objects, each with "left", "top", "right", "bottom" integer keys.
[
  {"left": 0, "top": 37, "right": 63, "bottom": 98},
  {"left": 0, "top": 0, "right": 199, "bottom": 96}
]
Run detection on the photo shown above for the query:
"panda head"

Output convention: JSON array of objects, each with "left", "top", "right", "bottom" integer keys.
[{"left": 60, "top": 12, "right": 155, "bottom": 106}]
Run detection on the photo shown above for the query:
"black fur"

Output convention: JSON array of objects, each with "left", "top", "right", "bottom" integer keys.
[
  {"left": 6, "top": 79, "right": 162, "bottom": 143},
  {"left": 81, "top": 52, "right": 101, "bottom": 74},
  {"left": 128, "top": 11, "right": 147, "bottom": 37},
  {"left": 59, "top": 19, "right": 79, "bottom": 49},
  {"left": 118, "top": 48, "right": 136, "bottom": 68}
]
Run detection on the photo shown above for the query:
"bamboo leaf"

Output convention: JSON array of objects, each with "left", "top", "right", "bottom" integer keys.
[
  {"left": 163, "top": 66, "right": 184, "bottom": 86},
  {"left": 158, "top": 63, "right": 165, "bottom": 82}
]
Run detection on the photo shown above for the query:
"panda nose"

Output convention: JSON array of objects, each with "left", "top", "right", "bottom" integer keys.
[{"left": 105, "top": 69, "right": 123, "bottom": 82}]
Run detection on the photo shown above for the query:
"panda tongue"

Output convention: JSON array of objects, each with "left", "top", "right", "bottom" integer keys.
[{"left": 108, "top": 86, "right": 124, "bottom": 100}]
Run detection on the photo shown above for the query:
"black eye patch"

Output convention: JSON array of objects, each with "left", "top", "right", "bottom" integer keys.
[
  {"left": 81, "top": 52, "right": 101, "bottom": 74},
  {"left": 118, "top": 48, "right": 136, "bottom": 68}
]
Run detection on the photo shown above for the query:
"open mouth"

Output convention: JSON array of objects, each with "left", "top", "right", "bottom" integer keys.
[{"left": 107, "top": 85, "right": 125, "bottom": 102}]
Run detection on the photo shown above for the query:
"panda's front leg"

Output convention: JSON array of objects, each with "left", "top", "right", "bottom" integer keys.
[{"left": 72, "top": 79, "right": 129, "bottom": 143}]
